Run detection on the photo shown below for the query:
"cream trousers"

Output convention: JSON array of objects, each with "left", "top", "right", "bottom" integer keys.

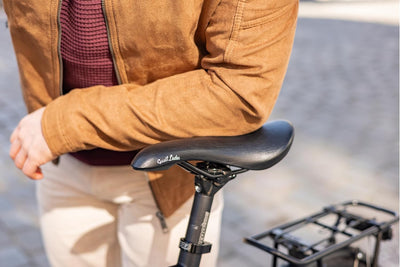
[{"left": 37, "top": 154, "right": 223, "bottom": 267}]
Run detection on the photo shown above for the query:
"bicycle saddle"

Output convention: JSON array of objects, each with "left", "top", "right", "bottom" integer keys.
[{"left": 131, "top": 120, "right": 294, "bottom": 171}]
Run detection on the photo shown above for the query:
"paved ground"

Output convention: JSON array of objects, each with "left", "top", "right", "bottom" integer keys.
[{"left": 0, "top": 1, "right": 398, "bottom": 267}]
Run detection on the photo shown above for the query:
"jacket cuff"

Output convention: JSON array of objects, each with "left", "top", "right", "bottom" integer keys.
[{"left": 41, "top": 98, "right": 74, "bottom": 156}]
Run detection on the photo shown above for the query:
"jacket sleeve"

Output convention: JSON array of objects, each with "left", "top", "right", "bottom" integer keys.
[{"left": 41, "top": 0, "right": 299, "bottom": 156}]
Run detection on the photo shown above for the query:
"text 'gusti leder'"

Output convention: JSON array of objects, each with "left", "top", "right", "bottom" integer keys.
[{"left": 157, "top": 154, "right": 181, "bottom": 164}]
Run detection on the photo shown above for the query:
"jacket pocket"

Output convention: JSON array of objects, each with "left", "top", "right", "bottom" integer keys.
[
  {"left": 241, "top": 0, "right": 298, "bottom": 29},
  {"left": 235, "top": 0, "right": 298, "bottom": 46}
]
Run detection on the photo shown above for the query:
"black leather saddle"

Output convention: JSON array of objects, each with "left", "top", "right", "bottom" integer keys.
[{"left": 131, "top": 120, "right": 294, "bottom": 172}]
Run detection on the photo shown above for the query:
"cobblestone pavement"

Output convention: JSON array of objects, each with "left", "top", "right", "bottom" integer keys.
[{"left": 0, "top": 1, "right": 398, "bottom": 267}]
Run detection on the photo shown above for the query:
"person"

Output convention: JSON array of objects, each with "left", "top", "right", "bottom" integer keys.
[{"left": 5, "top": 0, "right": 299, "bottom": 266}]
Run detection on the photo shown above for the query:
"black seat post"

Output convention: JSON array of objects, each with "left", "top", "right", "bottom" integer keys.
[
  {"left": 175, "top": 183, "right": 214, "bottom": 267},
  {"left": 174, "top": 162, "right": 238, "bottom": 267}
]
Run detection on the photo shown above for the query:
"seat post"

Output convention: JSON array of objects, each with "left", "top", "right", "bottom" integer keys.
[{"left": 174, "top": 174, "right": 221, "bottom": 267}]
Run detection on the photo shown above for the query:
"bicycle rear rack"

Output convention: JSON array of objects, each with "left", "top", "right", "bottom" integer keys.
[{"left": 244, "top": 200, "right": 399, "bottom": 267}]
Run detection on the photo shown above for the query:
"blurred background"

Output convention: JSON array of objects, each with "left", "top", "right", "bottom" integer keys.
[{"left": 0, "top": 0, "right": 398, "bottom": 266}]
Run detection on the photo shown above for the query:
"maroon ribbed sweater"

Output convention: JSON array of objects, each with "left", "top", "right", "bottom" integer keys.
[
  {"left": 60, "top": 0, "right": 117, "bottom": 92},
  {"left": 60, "top": 0, "right": 134, "bottom": 165}
]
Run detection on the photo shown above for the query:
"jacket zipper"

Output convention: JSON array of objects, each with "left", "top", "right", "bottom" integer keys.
[
  {"left": 101, "top": 0, "right": 122, "bottom": 85},
  {"left": 156, "top": 211, "right": 169, "bottom": 233},
  {"left": 57, "top": 0, "right": 64, "bottom": 96}
]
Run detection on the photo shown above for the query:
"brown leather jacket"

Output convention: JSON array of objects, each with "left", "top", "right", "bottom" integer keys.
[{"left": 4, "top": 0, "right": 298, "bottom": 217}]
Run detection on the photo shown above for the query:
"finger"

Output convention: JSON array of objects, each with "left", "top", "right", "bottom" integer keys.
[
  {"left": 34, "top": 167, "right": 44, "bottom": 180},
  {"left": 22, "top": 158, "right": 41, "bottom": 180},
  {"left": 14, "top": 148, "right": 27, "bottom": 169},
  {"left": 10, "top": 126, "right": 19, "bottom": 143},
  {"left": 9, "top": 139, "right": 22, "bottom": 159},
  {"left": 27, "top": 167, "right": 43, "bottom": 180}
]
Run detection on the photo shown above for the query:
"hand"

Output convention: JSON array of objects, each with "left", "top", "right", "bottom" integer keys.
[{"left": 9, "top": 107, "right": 55, "bottom": 180}]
